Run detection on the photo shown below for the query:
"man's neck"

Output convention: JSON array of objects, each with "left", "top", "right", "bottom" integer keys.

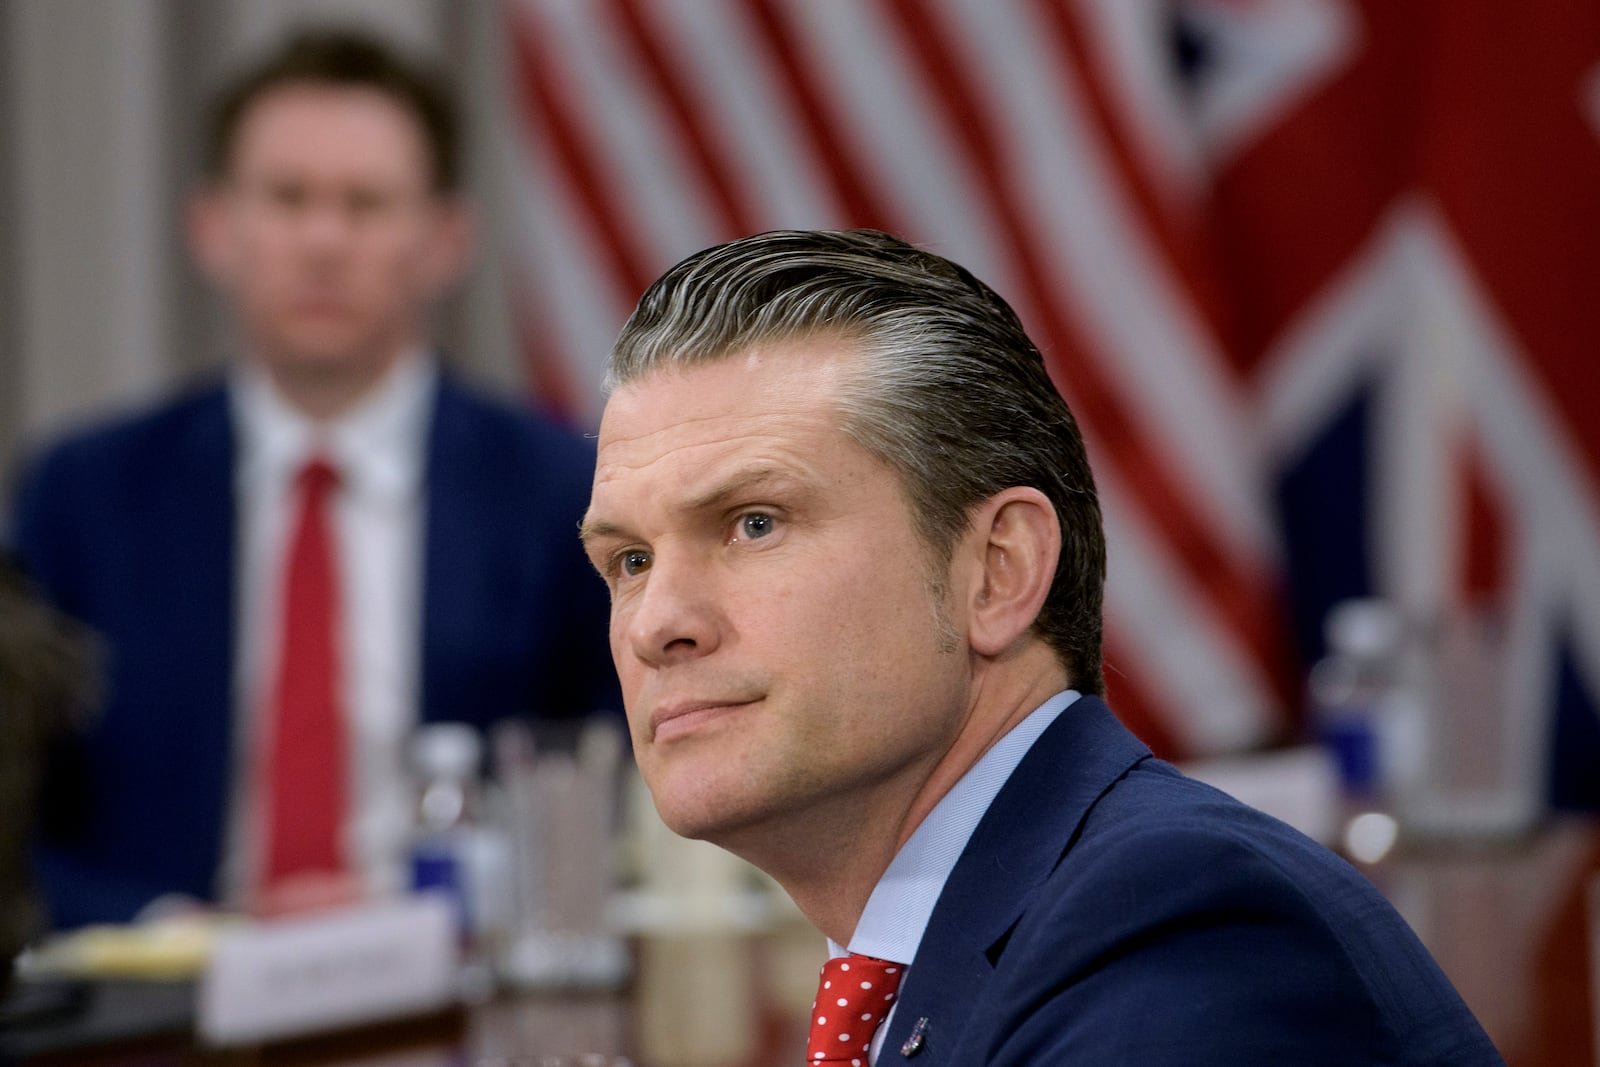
[
  {"left": 731, "top": 648, "right": 1072, "bottom": 945},
  {"left": 255, "top": 347, "right": 421, "bottom": 423},
  {"left": 894, "top": 644, "right": 1068, "bottom": 853},
  {"left": 718, "top": 778, "right": 923, "bottom": 945}
]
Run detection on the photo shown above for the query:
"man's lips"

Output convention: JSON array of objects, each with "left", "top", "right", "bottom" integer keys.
[{"left": 649, "top": 698, "right": 759, "bottom": 742}]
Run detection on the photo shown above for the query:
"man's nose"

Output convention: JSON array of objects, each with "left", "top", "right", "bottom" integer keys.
[
  {"left": 624, "top": 555, "right": 722, "bottom": 668},
  {"left": 298, "top": 199, "right": 359, "bottom": 249}
]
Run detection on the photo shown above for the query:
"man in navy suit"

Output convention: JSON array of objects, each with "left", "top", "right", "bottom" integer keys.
[
  {"left": 582, "top": 229, "right": 1503, "bottom": 1064},
  {"left": 8, "top": 32, "right": 615, "bottom": 928}
]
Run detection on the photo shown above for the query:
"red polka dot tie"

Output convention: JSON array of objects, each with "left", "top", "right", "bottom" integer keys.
[{"left": 806, "top": 953, "right": 904, "bottom": 1065}]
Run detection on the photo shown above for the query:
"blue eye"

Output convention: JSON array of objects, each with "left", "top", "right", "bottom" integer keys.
[
  {"left": 619, "top": 550, "right": 652, "bottom": 577},
  {"left": 739, "top": 512, "right": 776, "bottom": 539}
]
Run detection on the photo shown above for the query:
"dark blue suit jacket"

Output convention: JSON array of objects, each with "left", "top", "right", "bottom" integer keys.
[
  {"left": 8, "top": 376, "right": 618, "bottom": 929},
  {"left": 883, "top": 696, "right": 1503, "bottom": 1065}
]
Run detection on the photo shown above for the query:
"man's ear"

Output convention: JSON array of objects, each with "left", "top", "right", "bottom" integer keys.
[
  {"left": 965, "top": 487, "right": 1060, "bottom": 658},
  {"left": 185, "top": 184, "right": 234, "bottom": 286},
  {"left": 420, "top": 196, "right": 476, "bottom": 297}
]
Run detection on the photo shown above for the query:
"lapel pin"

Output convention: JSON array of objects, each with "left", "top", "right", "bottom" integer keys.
[{"left": 900, "top": 1016, "right": 930, "bottom": 1057}]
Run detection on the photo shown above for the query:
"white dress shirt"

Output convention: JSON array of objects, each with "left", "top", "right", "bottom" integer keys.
[
  {"left": 830, "top": 689, "right": 1081, "bottom": 1063},
  {"left": 223, "top": 354, "right": 436, "bottom": 904}
]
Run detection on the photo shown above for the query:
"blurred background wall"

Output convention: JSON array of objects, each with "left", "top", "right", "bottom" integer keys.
[{"left": 3, "top": 0, "right": 1598, "bottom": 801}]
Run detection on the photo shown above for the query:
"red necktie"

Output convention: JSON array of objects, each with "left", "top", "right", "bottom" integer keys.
[
  {"left": 806, "top": 953, "right": 904, "bottom": 1065},
  {"left": 262, "top": 456, "right": 347, "bottom": 886}
]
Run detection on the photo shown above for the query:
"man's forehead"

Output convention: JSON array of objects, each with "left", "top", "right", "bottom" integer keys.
[
  {"left": 227, "top": 83, "right": 432, "bottom": 179},
  {"left": 588, "top": 346, "right": 868, "bottom": 519},
  {"left": 593, "top": 397, "right": 825, "bottom": 494},
  {"left": 600, "top": 346, "right": 852, "bottom": 444}
]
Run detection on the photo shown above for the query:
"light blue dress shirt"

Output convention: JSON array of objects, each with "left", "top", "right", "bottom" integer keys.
[{"left": 827, "top": 689, "right": 1081, "bottom": 1062}]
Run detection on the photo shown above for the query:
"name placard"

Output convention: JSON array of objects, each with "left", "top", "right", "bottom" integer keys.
[{"left": 197, "top": 894, "right": 459, "bottom": 1046}]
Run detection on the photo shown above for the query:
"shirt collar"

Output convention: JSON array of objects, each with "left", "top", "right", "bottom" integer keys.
[
  {"left": 232, "top": 351, "right": 436, "bottom": 502},
  {"left": 834, "top": 689, "right": 1082, "bottom": 965}
]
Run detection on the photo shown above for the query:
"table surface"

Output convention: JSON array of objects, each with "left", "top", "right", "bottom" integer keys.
[{"left": 8, "top": 818, "right": 1597, "bottom": 1067}]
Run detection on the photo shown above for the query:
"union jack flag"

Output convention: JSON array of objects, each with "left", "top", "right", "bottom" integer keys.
[{"left": 496, "top": 0, "right": 1600, "bottom": 806}]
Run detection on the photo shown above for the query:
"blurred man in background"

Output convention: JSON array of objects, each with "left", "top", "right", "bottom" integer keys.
[{"left": 7, "top": 30, "right": 615, "bottom": 929}]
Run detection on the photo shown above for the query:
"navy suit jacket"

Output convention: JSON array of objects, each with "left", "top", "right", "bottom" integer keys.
[
  {"left": 8, "top": 375, "right": 618, "bottom": 928},
  {"left": 882, "top": 696, "right": 1503, "bottom": 1065}
]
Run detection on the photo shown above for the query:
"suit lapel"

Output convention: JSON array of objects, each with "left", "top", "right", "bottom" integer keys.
[
  {"left": 881, "top": 696, "right": 1150, "bottom": 1061},
  {"left": 418, "top": 377, "right": 461, "bottom": 727},
  {"left": 173, "top": 385, "right": 239, "bottom": 885},
  {"left": 419, "top": 375, "right": 507, "bottom": 728}
]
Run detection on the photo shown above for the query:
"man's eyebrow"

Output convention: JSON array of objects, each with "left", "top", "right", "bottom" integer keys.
[
  {"left": 578, "top": 515, "right": 628, "bottom": 550},
  {"left": 683, "top": 466, "right": 803, "bottom": 514},
  {"left": 580, "top": 466, "right": 806, "bottom": 549}
]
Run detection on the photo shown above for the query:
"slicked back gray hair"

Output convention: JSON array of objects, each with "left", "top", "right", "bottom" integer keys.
[{"left": 609, "top": 229, "right": 1105, "bottom": 694}]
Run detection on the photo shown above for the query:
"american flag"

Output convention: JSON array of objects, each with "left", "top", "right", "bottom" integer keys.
[{"left": 496, "top": 0, "right": 1600, "bottom": 802}]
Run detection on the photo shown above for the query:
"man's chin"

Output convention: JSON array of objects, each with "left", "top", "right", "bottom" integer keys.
[
  {"left": 647, "top": 775, "right": 767, "bottom": 846},
  {"left": 254, "top": 339, "right": 399, "bottom": 383},
  {"left": 651, "top": 795, "right": 738, "bottom": 844}
]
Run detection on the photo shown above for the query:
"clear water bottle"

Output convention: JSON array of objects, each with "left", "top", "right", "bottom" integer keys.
[
  {"left": 1308, "top": 600, "right": 1424, "bottom": 858},
  {"left": 409, "top": 722, "right": 483, "bottom": 923},
  {"left": 408, "top": 722, "right": 513, "bottom": 998},
  {"left": 1309, "top": 601, "right": 1397, "bottom": 798}
]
